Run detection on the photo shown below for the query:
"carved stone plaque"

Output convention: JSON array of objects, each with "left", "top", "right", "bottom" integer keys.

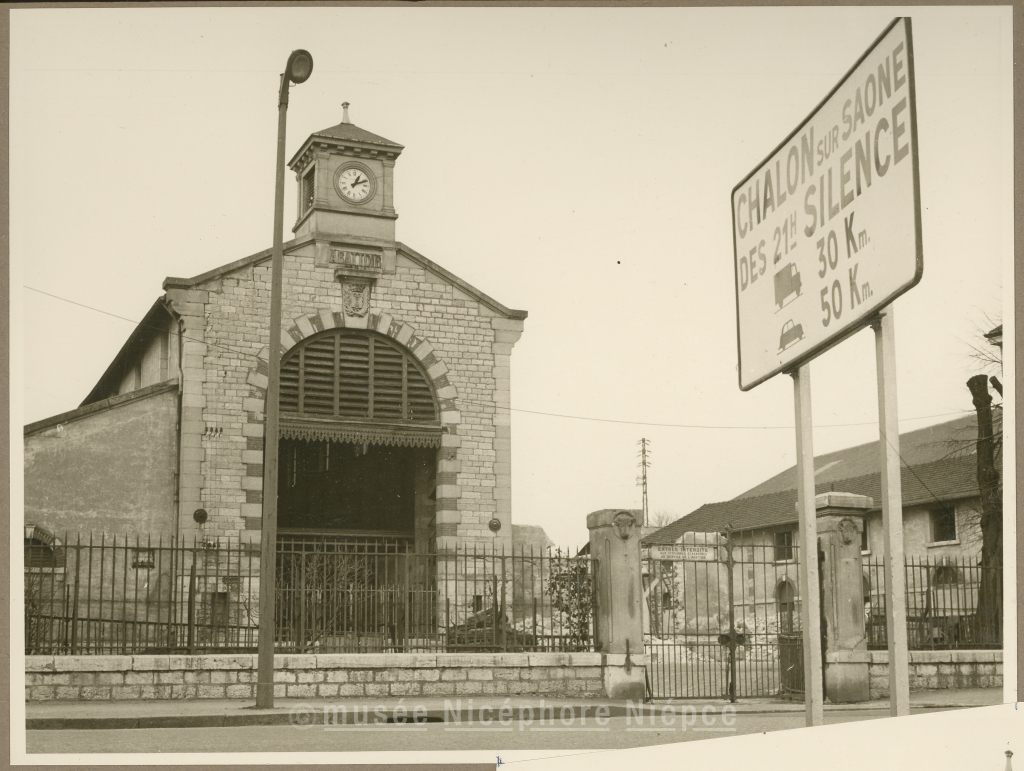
[
  {"left": 342, "top": 281, "right": 371, "bottom": 318},
  {"left": 838, "top": 518, "right": 858, "bottom": 545},
  {"left": 612, "top": 511, "right": 636, "bottom": 541}
]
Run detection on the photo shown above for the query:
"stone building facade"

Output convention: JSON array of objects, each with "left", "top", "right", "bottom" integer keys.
[{"left": 24, "top": 110, "right": 526, "bottom": 555}]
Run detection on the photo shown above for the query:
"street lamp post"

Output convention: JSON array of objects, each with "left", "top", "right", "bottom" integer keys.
[{"left": 256, "top": 49, "right": 313, "bottom": 710}]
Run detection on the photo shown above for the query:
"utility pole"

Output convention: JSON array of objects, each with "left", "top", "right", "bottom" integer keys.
[
  {"left": 636, "top": 438, "right": 651, "bottom": 527},
  {"left": 255, "top": 49, "right": 314, "bottom": 710}
]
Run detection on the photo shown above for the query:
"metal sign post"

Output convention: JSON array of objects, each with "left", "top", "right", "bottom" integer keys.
[
  {"left": 873, "top": 307, "right": 911, "bottom": 715},
  {"left": 792, "top": 364, "right": 824, "bottom": 725}
]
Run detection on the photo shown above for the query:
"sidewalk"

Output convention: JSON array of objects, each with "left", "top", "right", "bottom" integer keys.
[{"left": 24, "top": 688, "right": 1004, "bottom": 731}]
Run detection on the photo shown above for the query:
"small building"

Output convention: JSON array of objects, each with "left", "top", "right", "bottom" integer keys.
[{"left": 646, "top": 412, "right": 993, "bottom": 560}]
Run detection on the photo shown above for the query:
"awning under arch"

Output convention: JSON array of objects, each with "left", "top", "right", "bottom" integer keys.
[{"left": 279, "top": 415, "right": 442, "bottom": 448}]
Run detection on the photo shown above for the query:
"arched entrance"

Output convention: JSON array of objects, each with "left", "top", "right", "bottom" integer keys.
[
  {"left": 265, "top": 326, "right": 446, "bottom": 652},
  {"left": 775, "top": 578, "right": 803, "bottom": 696},
  {"left": 24, "top": 525, "right": 67, "bottom": 655},
  {"left": 274, "top": 328, "right": 441, "bottom": 552},
  {"left": 775, "top": 578, "right": 797, "bottom": 633}
]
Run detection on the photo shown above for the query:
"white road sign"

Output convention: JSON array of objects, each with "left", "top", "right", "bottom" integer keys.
[
  {"left": 732, "top": 18, "right": 922, "bottom": 390},
  {"left": 648, "top": 544, "right": 719, "bottom": 562}
]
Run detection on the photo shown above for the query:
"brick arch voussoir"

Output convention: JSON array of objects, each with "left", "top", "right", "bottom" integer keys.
[
  {"left": 244, "top": 309, "right": 460, "bottom": 538},
  {"left": 248, "top": 308, "right": 460, "bottom": 429}
]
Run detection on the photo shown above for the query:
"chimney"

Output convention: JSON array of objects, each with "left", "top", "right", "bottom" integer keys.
[{"left": 341, "top": 102, "right": 351, "bottom": 124}]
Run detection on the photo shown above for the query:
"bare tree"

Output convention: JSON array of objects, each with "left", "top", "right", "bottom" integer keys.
[
  {"left": 649, "top": 509, "right": 679, "bottom": 529},
  {"left": 964, "top": 314, "right": 1003, "bottom": 376},
  {"left": 948, "top": 317, "right": 1003, "bottom": 645},
  {"left": 924, "top": 318, "right": 1004, "bottom": 646}
]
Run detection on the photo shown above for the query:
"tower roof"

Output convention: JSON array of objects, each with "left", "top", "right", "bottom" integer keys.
[
  {"left": 308, "top": 121, "right": 402, "bottom": 150},
  {"left": 288, "top": 104, "right": 403, "bottom": 170}
]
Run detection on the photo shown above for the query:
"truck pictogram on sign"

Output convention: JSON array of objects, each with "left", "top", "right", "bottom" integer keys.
[{"left": 774, "top": 263, "right": 802, "bottom": 309}]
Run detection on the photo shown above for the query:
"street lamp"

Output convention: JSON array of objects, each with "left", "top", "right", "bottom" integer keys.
[{"left": 256, "top": 49, "right": 313, "bottom": 710}]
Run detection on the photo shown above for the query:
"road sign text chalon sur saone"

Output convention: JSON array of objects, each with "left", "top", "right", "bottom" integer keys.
[{"left": 732, "top": 18, "right": 921, "bottom": 390}]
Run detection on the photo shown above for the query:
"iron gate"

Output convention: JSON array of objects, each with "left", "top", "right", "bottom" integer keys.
[{"left": 643, "top": 529, "right": 804, "bottom": 700}]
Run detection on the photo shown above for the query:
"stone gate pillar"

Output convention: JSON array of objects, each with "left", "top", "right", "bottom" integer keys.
[
  {"left": 587, "top": 509, "right": 645, "bottom": 700},
  {"left": 816, "top": 492, "right": 872, "bottom": 703}
]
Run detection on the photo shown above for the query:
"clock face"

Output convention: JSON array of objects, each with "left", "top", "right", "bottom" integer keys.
[{"left": 336, "top": 165, "right": 375, "bottom": 204}]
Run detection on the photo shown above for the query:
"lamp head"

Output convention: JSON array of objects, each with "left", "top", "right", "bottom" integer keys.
[{"left": 286, "top": 50, "right": 314, "bottom": 84}]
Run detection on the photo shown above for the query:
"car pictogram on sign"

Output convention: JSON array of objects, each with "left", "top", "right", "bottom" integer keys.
[{"left": 779, "top": 320, "right": 804, "bottom": 352}]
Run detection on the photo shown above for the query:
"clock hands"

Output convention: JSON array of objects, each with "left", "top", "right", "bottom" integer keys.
[{"left": 339, "top": 169, "right": 370, "bottom": 200}]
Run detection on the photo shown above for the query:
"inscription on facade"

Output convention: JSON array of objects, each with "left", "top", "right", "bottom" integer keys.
[{"left": 331, "top": 249, "right": 381, "bottom": 270}]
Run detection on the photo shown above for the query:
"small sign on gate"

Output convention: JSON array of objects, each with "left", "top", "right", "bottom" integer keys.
[{"left": 648, "top": 544, "right": 719, "bottom": 562}]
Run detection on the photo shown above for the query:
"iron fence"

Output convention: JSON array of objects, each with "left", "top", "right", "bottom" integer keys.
[
  {"left": 864, "top": 556, "right": 1002, "bottom": 650},
  {"left": 643, "top": 543, "right": 1004, "bottom": 701},
  {"left": 644, "top": 539, "right": 804, "bottom": 699},
  {"left": 24, "top": 533, "right": 596, "bottom": 656}
]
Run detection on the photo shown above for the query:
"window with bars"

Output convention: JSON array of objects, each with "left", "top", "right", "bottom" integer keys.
[
  {"left": 24, "top": 526, "right": 64, "bottom": 570},
  {"left": 280, "top": 330, "right": 438, "bottom": 422},
  {"left": 773, "top": 530, "right": 795, "bottom": 562}
]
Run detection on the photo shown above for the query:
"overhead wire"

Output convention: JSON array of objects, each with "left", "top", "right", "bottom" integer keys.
[
  {"left": 23, "top": 284, "right": 975, "bottom": 432},
  {"left": 878, "top": 427, "right": 965, "bottom": 512}
]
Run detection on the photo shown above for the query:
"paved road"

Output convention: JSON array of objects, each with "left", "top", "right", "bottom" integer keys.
[{"left": 26, "top": 707, "right": 959, "bottom": 754}]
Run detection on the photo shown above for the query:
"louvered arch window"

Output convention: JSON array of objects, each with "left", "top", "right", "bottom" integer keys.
[{"left": 280, "top": 330, "right": 438, "bottom": 423}]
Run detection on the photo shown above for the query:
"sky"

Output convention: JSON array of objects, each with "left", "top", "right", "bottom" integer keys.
[{"left": 9, "top": 6, "right": 1012, "bottom": 549}]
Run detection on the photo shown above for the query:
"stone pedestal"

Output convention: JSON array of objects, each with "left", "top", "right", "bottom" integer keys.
[
  {"left": 816, "top": 492, "right": 872, "bottom": 703},
  {"left": 587, "top": 509, "right": 645, "bottom": 700}
]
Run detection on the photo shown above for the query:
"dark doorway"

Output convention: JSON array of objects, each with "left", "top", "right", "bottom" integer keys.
[
  {"left": 776, "top": 579, "right": 797, "bottom": 634},
  {"left": 277, "top": 439, "right": 434, "bottom": 536}
]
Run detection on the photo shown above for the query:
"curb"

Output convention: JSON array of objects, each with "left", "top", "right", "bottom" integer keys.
[{"left": 26, "top": 701, "right": 980, "bottom": 731}]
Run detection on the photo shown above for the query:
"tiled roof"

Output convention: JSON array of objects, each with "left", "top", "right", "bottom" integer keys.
[
  {"left": 642, "top": 411, "right": 1000, "bottom": 546},
  {"left": 734, "top": 412, "right": 990, "bottom": 499},
  {"left": 643, "top": 455, "right": 981, "bottom": 545},
  {"left": 309, "top": 122, "right": 403, "bottom": 149},
  {"left": 80, "top": 299, "right": 173, "bottom": 407}
]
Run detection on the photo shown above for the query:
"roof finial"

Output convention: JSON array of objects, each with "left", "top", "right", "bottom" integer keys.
[{"left": 341, "top": 102, "right": 351, "bottom": 124}]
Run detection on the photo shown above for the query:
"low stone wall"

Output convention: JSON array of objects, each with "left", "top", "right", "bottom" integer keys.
[
  {"left": 868, "top": 650, "right": 1002, "bottom": 698},
  {"left": 25, "top": 653, "right": 645, "bottom": 702}
]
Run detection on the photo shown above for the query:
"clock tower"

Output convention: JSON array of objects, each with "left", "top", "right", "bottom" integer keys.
[{"left": 287, "top": 103, "right": 404, "bottom": 277}]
